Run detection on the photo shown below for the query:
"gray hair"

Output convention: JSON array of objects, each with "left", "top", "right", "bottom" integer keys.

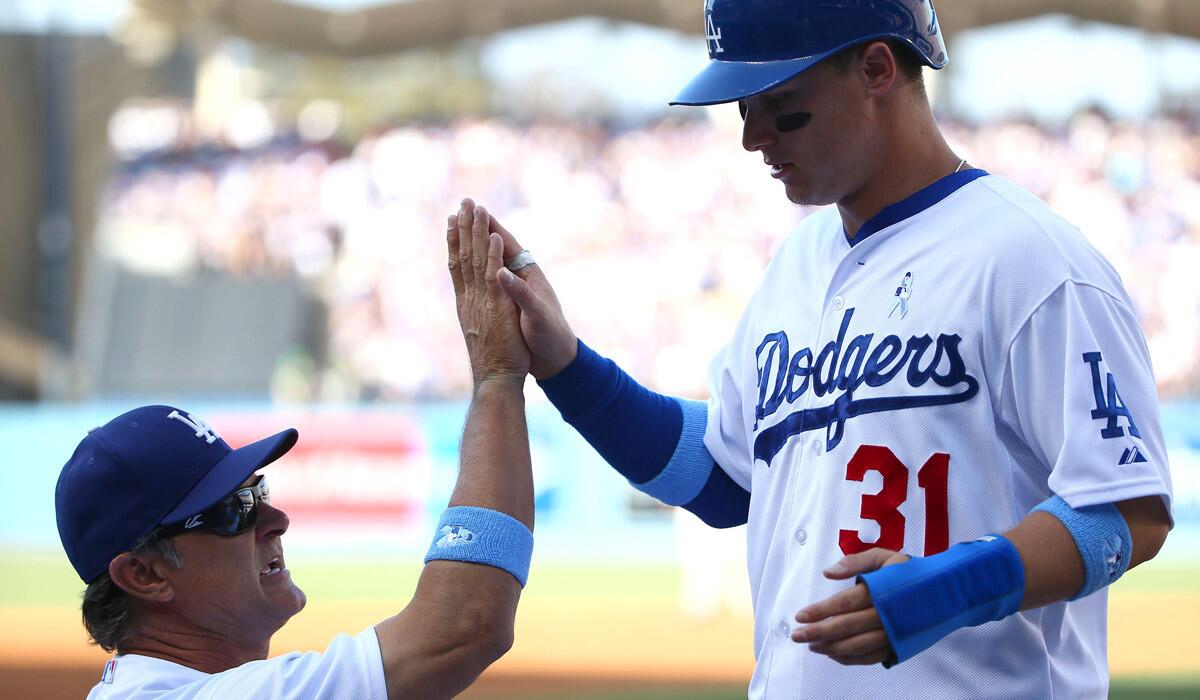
[{"left": 81, "top": 535, "right": 184, "bottom": 653}]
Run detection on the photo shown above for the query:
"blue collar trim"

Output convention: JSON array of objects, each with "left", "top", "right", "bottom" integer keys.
[{"left": 846, "top": 168, "right": 989, "bottom": 246}]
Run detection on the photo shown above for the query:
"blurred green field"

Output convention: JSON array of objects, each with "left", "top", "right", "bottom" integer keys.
[
  {"left": 7, "top": 549, "right": 1193, "bottom": 604},
  {"left": 2, "top": 551, "right": 1197, "bottom": 699}
]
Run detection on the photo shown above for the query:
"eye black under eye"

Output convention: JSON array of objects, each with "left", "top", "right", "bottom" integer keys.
[{"left": 776, "top": 112, "right": 813, "bottom": 132}]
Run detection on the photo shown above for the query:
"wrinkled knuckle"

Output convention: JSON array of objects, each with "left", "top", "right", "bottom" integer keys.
[{"left": 845, "top": 637, "right": 870, "bottom": 656}]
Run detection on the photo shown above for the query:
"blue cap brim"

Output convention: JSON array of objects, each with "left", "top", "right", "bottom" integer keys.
[
  {"left": 669, "top": 55, "right": 829, "bottom": 106},
  {"left": 160, "top": 428, "right": 298, "bottom": 525}
]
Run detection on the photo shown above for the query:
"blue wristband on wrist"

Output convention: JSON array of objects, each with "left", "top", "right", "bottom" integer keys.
[
  {"left": 860, "top": 535, "right": 1025, "bottom": 667},
  {"left": 424, "top": 506, "right": 534, "bottom": 587},
  {"left": 634, "top": 399, "right": 714, "bottom": 506},
  {"left": 1031, "top": 495, "right": 1132, "bottom": 600}
]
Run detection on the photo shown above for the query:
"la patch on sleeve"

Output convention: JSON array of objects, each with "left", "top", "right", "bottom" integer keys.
[{"left": 1082, "top": 352, "right": 1146, "bottom": 465}]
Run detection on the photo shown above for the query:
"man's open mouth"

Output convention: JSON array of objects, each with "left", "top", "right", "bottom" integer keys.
[{"left": 260, "top": 556, "right": 284, "bottom": 576}]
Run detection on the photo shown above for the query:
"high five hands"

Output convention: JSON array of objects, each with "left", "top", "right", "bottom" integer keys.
[{"left": 451, "top": 199, "right": 579, "bottom": 381}]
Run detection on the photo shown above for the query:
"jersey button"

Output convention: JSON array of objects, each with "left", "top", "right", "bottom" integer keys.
[
  {"left": 812, "top": 440, "right": 823, "bottom": 456},
  {"left": 794, "top": 528, "right": 807, "bottom": 545},
  {"left": 778, "top": 618, "right": 791, "bottom": 638},
  {"left": 831, "top": 295, "right": 845, "bottom": 311}
]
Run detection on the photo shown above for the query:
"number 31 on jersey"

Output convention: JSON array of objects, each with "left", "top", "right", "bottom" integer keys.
[{"left": 839, "top": 445, "right": 950, "bottom": 557}]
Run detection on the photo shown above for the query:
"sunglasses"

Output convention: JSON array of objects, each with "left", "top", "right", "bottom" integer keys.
[{"left": 154, "top": 475, "right": 271, "bottom": 539}]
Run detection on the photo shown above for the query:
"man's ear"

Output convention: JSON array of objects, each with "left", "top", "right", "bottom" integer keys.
[
  {"left": 108, "top": 551, "right": 177, "bottom": 603},
  {"left": 859, "top": 41, "right": 899, "bottom": 97}
]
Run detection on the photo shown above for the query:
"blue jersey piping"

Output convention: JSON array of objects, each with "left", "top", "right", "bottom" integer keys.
[{"left": 846, "top": 168, "right": 989, "bottom": 247}]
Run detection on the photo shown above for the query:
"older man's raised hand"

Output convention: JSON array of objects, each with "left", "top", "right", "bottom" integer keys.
[{"left": 448, "top": 199, "right": 531, "bottom": 386}]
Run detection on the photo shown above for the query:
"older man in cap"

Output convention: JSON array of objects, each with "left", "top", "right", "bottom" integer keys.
[{"left": 56, "top": 200, "right": 534, "bottom": 699}]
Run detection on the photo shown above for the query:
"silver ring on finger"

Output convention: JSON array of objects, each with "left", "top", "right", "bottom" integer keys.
[{"left": 506, "top": 250, "right": 536, "bottom": 272}]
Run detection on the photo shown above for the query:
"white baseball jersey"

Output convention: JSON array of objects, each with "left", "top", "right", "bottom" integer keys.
[
  {"left": 704, "top": 171, "right": 1173, "bottom": 699},
  {"left": 86, "top": 627, "right": 386, "bottom": 699}
]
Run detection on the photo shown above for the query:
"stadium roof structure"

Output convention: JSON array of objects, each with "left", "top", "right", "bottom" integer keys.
[{"left": 136, "top": 0, "right": 1200, "bottom": 57}]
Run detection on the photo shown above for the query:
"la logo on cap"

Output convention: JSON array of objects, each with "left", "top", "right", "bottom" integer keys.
[{"left": 167, "top": 410, "right": 221, "bottom": 444}]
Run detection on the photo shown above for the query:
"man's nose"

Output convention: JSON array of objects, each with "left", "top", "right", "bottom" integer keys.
[
  {"left": 257, "top": 502, "right": 290, "bottom": 538},
  {"left": 741, "top": 104, "right": 775, "bottom": 152}
]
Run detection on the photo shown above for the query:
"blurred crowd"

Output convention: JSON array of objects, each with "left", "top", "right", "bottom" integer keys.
[{"left": 97, "top": 112, "right": 1200, "bottom": 401}]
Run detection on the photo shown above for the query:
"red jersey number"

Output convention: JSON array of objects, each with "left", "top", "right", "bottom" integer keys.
[{"left": 838, "top": 445, "right": 950, "bottom": 557}]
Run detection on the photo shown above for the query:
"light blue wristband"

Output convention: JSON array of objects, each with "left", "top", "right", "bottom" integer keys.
[
  {"left": 632, "top": 399, "right": 715, "bottom": 506},
  {"left": 1032, "top": 495, "right": 1132, "bottom": 600},
  {"left": 860, "top": 535, "right": 1025, "bottom": 667},
  {"left": 424, "top": 506, "right": 534, "bottom": 587}
]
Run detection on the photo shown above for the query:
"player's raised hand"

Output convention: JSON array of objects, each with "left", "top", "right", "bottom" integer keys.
[
  {"left": 483, "top": 213, "right": 579, "bottom": 380},
  {"left": 448, "top": 198, "right": 531, "bottom": 385},
  {"left": 790, "top": 548, "right": 909, "bottom": 666}
]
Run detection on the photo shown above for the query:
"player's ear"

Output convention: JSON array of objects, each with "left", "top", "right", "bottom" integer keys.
[
  {"left": 108, "top": 551, "right": 177, "bottom": 603},
  {"left": 859, "top": 41, "right": 898, "bottom": 97}
]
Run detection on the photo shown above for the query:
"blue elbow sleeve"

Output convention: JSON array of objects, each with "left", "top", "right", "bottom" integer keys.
[
  {"left": 539, "top": 340, "right": 748, "bottom": 526},
  {"left": 635, "top": 398, "right": 714, "bottom": 506}
]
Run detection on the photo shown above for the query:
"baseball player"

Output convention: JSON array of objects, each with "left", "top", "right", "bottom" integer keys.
[
  {"left": 473, "top": 0, "right": 1174, "bottom": 697},
  {"left": 57, "top": 204, "right": 535, "bottom": 699}
]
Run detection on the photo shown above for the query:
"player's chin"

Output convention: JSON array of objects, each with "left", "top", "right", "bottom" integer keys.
[
  {"left": 285, "top": 582, "right": 307, "bottom": 613},
  {"left": 782, "top": 181, "right": 832, "bottom": 208}
]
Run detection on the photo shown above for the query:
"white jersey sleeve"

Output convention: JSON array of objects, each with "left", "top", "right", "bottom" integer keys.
[
  {"left": 705, "top": 332, "right": 755, "bottom": 492},
  {"left": 999, "top": 279, "right": 1173, "bottom": 516},
  {"left": 86, "top": 627, "right": 387, "bottom": 700}
]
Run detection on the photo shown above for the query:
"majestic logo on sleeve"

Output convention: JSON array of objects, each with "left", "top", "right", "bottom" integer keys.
[
  {"left": 1083, "top": 352, "right": 1141, "bottom": 440},
  {"left": 1118, "top": 446, "right": 1147, "bottom": 465},
  {"left": 753, "top": 308, "right": 979, "bottom": 465}
]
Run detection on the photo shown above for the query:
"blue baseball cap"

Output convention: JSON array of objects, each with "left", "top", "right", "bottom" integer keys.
[
  {"left": 55, "top": 405, "right": 298, "bottom": 583},
  {"left": 670, "top": 0, "right": 948, "bottom": 106}
]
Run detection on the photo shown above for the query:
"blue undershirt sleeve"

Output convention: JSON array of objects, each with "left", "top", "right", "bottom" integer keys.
[{"left": 537, "top": 339, "right": 749, "bottom": 528}]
